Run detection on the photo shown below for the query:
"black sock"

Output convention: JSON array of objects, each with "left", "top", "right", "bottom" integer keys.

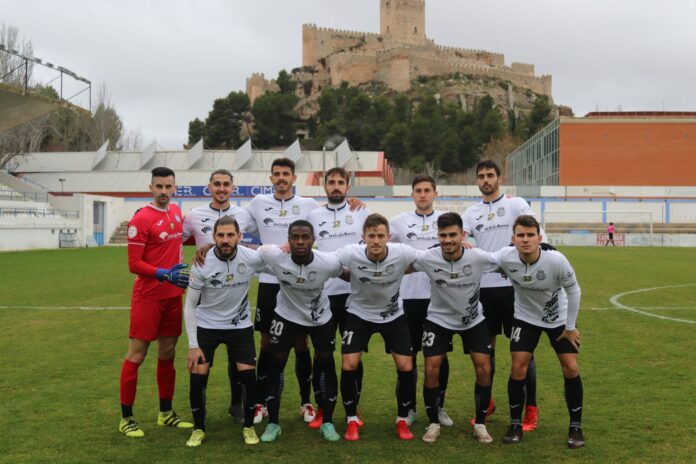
[
  {"left": 423, "top": 386, "right": 440, "bottom": 424},
  {"left": 507, "top": 377, "right": 526, "bottom": 425},
  {"left": 410, "top": 362, "right": 418, "bottom": 412},
  {"left": 341, "top": 369, "right": 359, "bottom": 417},
  {"left": 312, "top": 358, "right": 322, "bottom": 406},
  {"left": 438, "top": 356, "right": 449, "bottom": 408},
  {"left": 295, "top": 349, "right": 312, "bottom": 405},
  {"left": 564, "top": 375, "right": 583, "bottom": 427},
  {"left": 257, "top": 350, "right": 270, "bottom": 406},
  {"left": 228, "top": 357, "right": 242, "bottom": 406},
  {"left": 267, "top": 355, "right": 288, "bottom": 424},
  {"left": 189, "top": 373, "right": 208, "bottom": 431},
  {"left": 121, "top": 404, "right": 133, "bottom": 418},
  {"left": 490, "top": 348, "right": 496, "bottom": 386},
  {"left": 526, "top": 355, "right": 537, "bottom": 407},
  {"left": 356, "top": 361, "right": 364, "bottom": 407},
  {"left": 474, "top": 383, "right": 492, "bottom": 424},
  {"left": 396, "top": 370, "right": 414, "bottom": 418},
  {"left": 316, "top": 355, "right": 337, "bottom": 424},
  {"left": 159, "top": 399, "right": 172, "bottom": 412},
  {"left": 237, "top": 369, "right": 257, "bottom": 427}
]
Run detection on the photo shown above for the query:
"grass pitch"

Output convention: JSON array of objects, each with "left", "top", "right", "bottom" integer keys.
[{"left": 1, "top": 246, "right": 695, "bottom": 463}]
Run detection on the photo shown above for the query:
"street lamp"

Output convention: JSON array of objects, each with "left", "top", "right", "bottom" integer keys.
[{"left": 59, "top": 178, "right": 65, "bottom": 196}]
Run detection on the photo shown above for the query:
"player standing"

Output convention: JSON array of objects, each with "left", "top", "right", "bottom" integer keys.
[
  {"left": 306, "top": 167, "right": 370, "bottom": 428},
  {"left": 605, "top": 222, "right": 616, "bottom": 246},
  {"left": 413, "top": 212, "right": 497, "bottom": 443},
  {"left": 183, "top": 169, "right": 258, "bottom": 424},
  {"left": 257, "top": 221, "right": 345, "bottom": 442},
  {"left": 497, "top": 215, "right": 584, "bottom": 448},
  {"left": 183, "top": 216, "right": 266, "bottom": 446},
  {"left": 246, "top": 158, "right": 320, "bottom": 423},
  {"left": 336, "top": 214, "right": 418, "bottom": 441},
  {"left": 462, "top": 160, "right": 542, "bottom": 430},
  {"left": 390, "top": 174, "right": 452, "bottom": 427},
  {"left": 119, "top": 167, "right": 193, "bottom": 438}
]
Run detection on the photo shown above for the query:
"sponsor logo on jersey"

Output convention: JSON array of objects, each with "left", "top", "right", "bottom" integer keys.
[
  {"left": 128, "top": 225, "right": 138, "bottom": 239},
  {"left": 156, "top": 220, "right": 164, "bottom": 226},
  {"left": 476, "top": 224, "right": 485, "bottom": 232},
  {"left": 159, "top": 231, "right": 168, "bottom": 240},
  {"left": 201, "top": 226, "right": 212, "bottom": 234},
  {"left": 319, "top": 230, "right": 330, "bottom": 238},
  {"left": 406, "top": 232, "right": 417, "bottom": 239},
  {"left": 226, "top": 274, "right": 234, "bottom": 282},
  {"left": 263, "top": 218, "right": 274, "bottom": 226}
]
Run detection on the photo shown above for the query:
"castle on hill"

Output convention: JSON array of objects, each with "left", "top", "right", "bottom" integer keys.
[{"left": 247, "top": 0, "right": 552, "bottom": 104}]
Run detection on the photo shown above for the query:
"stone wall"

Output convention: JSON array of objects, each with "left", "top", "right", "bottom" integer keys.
[{"left": 380, "top": 0, "right": 426, "bottom": 45}]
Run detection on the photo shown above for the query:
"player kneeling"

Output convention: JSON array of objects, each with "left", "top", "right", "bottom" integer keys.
[
  {"left": 184, "top": 216, "right": 266, "bottom": 446},
  {"left": 412, "top": 212, "right": 496, "bottom": 443},
  {"left": 497, "top": 215, "right": 585, "bottom": 449}
]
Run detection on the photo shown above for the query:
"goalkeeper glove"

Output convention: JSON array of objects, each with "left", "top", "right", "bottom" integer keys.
[{"left": 155, "top": 263, "right": 190, "bottom": 288}]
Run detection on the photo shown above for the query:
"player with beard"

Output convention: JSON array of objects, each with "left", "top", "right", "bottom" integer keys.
[
  {"left": 119, "top": 167, "right": 193, "bottom": 438},
  {"left": 183, "top": 169, "right": 258, "bottom": 424},
  {"left": 306, "top": 167, "right": 370, "bottom": 429},
  {"left": 462, "top": 160, "right": 544, "bottom": 431},
  {"left": 183, "top": 216, "right": 266, "bottom": 446}
]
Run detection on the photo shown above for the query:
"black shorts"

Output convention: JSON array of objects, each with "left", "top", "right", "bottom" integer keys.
[
  {"left": 608, "top": 233, "right": 614, "bottom": 240},
  {"left": 480, "top": 286, "right": 515, "bottom": 338},
  {"left": 329, "top": 293, "right": 350, "bottom": 334},
  {"left": 341, "top": 312, "right": 413, "bottom": 356},
  {"left": 197, "top": 326, "right": 257, "bottom": 367},
  {"left": 403, "top": 299, "right": 429, "bottom": 352},
  {"left": 268, "top": 313, "right": 336, "bottom": 353},
  {"left": 422, "top": 320, "right": 492, "bottom": 357},
  {"left": 509, "top": 319, "right": 579, "bottom": 355},
  {"left": 254, "top": 282, "right": 280, "bottom": 333}
]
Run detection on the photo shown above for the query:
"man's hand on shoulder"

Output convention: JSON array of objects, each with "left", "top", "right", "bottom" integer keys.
[{"left": 193, "top": 244, "right": 214, "bottom": 266}]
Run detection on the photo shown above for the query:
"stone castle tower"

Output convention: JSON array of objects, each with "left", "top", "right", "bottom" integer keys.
[
  {"left": 248, "top": 0, "right": 551, "bottom": 104},
  {"left": 380, "top": 0, "right": 426, "bottom": 45}
]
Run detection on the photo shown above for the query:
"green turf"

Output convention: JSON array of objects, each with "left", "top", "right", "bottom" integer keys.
[{"left": 1, "top": 246, "right": 695, "bottom": 463}]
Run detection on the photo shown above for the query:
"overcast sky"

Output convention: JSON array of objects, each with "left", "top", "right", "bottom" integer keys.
[{"left": 3, "top": 0, "right": 695, "bottom": 150}]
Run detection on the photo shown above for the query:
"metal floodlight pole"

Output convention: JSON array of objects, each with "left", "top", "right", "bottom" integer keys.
[
  {"left": 59, "top": 178, "right": 65, "bottom": 196},
  {"left": 322, "top": 145, "right": 326, "bottom": 185}
]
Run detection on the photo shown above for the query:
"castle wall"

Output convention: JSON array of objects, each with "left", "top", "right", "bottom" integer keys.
[
  {"left": 327, "top": 52, "right": 379, "bottom": 87},
  {"left": 302, "top": 24, "right": 380, "bottom": 68}
]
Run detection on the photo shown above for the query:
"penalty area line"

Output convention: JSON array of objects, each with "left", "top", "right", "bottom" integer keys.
[
  {"left": 609, "top": 284, "right": 696, "bottom": 325},
  {"left": 0, "top": 306, "right": 129, "bottom": 311}
]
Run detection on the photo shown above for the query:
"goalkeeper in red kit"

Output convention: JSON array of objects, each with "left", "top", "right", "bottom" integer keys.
[{"left": 119, "top": 167, "right": 193, "bottom": 438}]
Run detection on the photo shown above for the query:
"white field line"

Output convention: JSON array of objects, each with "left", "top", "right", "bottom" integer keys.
[
  {"left": 0, "top": 306, "right": 128, "bottom": 310},
  {"left": 589, "top": 306, "right": 696, "bottom": 311},
  {"left": 609, "top": 284, "right": 696, "bottom": 325}
]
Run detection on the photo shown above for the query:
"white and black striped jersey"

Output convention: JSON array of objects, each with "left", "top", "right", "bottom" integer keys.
[
  {"left": 259, "top": 245, "right": 343, "bottom": 327},
  {"left": 307, "top": 202, "right": 370, "bottom": 296},
  {"left": 413, "top": 247, "right": 498, "bottom": 331},
  {"left": 462, "top": 194, "right": 540, "bottom": 288},
  {"left": 390, "top": 210, "right": 443, "bottom": 300},
  {"left": 183, "top": 203, "right": 257, "bottom": 248},
  {"left": 246, "top": 194, "right": 320, "bottom": 284},
  {"left": 336, "top": 243, "right": 418, "bottom": 324},
  {"left": 187, "top": 246, "right": 267, "bottom": 334},
  {"left": 493, "top": 247, "right": 581, "bottom": 330}
]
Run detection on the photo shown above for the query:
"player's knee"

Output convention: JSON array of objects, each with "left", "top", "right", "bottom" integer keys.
[
  {"left": 342, "top": 357, "right": 359, "bottom": 371},
  {"left": 474, "top": 362, "right": 491, "bottom": 383},
  {"left": 424, "top": 365, "right": 439, "bottom": 387},
  {"left": 259, "top": 334, "right": 271, "bottom": 351},
  {"left": 511, "top": 361, "right": 529, "bottom": 380},
  {"left": 561, "top": 360, "right": 580, "bottom": 378},
  {"left": 126, "top": 351, "right": 147, "bottom": 364},
  {"left": 294, "top": 335, "right": 309, "bottom": 351},
  {"left": 394, "top": 357, "right": 412, "bottom": 372}
]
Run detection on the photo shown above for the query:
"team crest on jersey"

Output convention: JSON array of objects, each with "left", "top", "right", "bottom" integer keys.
[
  {"left": 346, "top": 215, "right": 354, "bottom": 224},
  {"left": 385, "top": 264, "right": 395, "bottom": 275},
  {"left": 128, "top": 225, "right": 138, "bottom": 239},
  {"left": 333, "top": 220, "right": 341, "bottom": 228},
  {"left": 292, "top": 205, "right": 300, "bottom": 215},
  {"left": 463, "top": 265, "right": 473, "bottom": 276},
  {"left": 536, "top": 270, "right": 546, "bottom": 280},
  {"left": 308, "top": 271, "right": 317, "bottom": 281},
  {"left": 226, "top": 274, "right": 234, "bottom": 282},
  {"left": 497, "top": 207, "right": 506, "bottom": 217},
  {"left": 237, "top": 263, "right": 247, "bottom": 274}
]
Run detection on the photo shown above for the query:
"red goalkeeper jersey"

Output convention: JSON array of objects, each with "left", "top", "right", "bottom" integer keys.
[{"left": 127, "top": 203, "right": 185, "bottom": 301}]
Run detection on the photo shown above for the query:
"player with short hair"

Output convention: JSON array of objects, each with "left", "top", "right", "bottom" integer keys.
[
  {"left": 245, "top": 158, "right": 321, "bottom": 424},
  {"left": 306, "top": 167, "right": 370, "bottom": 428},
  {"left": 183, "top": 169, "right": 258, "bottom": 424},
  {"left": 336, "top": 213, "right": 419, "bottom": 441},
  {"left": 462, "top": 159, "right": 543, "bottom": 430},
  {"left": 390, "top": 174, "right": 452, "bottom": 427},
  {"left": 413, "top": 212, "right": 497, "bottom": 443},
  {"left": 496, "top": 215, "right": 584, "bottom": 448},
  {"left": 119, "top": 166, "right": 193, "bottom": 438},
  {"left": 257, "top": 220, "right": 345, "bottom": 442},
  {"left": 183, "top": 216, "right": 266, "bottom": 446},
  {"left": 606, "top": 222, "right": 616, "bottom": 246}
]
